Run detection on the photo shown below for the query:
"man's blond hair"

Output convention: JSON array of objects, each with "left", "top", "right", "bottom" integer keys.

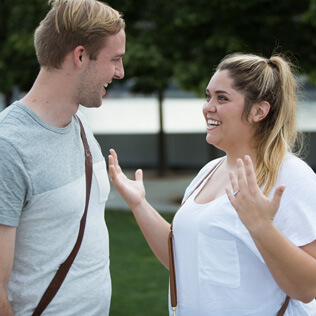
[{"left": 35, "top": 0, "right": 125, "bottom": 69}]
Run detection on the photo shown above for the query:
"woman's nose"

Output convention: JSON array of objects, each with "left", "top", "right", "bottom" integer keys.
[{"left": 203, "top": 99, "right": 216, "bottom": 114}]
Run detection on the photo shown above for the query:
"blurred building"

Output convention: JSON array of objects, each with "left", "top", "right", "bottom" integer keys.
[{"left": 81, "top": 81, "right": 316, "bottom": 172}]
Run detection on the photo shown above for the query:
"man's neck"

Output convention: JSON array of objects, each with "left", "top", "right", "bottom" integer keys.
[{"left": 21, "top": 68, "right": 79, "bottom": 128}]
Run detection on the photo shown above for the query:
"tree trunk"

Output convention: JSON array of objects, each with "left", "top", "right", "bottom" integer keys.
[
  {"left": 157, "top": 90, "right": 166, "bottom": 176},
  {"left": 5, "top": 90, "right": 13, "bottom": 108}
]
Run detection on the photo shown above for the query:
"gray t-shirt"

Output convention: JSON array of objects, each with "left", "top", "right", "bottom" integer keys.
[{"left": 0, "top": 101, "right": 111, "bottom": 315}]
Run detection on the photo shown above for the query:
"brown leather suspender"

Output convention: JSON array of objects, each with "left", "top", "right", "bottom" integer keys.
[
  {"left": 277, "top": 295, "right": 290, "bottom": 316},
  {"left": 32, "top": 117, "right": 92, "bottom": 316}
]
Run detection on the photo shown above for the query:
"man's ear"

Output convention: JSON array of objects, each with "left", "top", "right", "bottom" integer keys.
[
  {"left": 73, "top": 46, "right": 86, "bottom": 68},
  {"left": 250, "top": 101, "right": 270, "bottom": 123}
]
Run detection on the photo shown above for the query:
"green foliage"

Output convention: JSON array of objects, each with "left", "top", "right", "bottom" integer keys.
[
  {"left": 303, "top": 0, "right": 316, "bottom": 84},
  {"left": 2, "top": 0, "right": 316, "bottom": 105},
  {"left": 304, "top": 0, "right": 316, "bottom": 27},
  {"left": 170, "top": 0, "right": 313, "bottom": 93},
  {"left": 108, "top": 0, "right": 178, "bottom": 95},
  {"left": 0, "top": 0, "right": 49, "bottom": 104},
  {"left": 109, "top": 0, "right": 315, "bottom": 96}
]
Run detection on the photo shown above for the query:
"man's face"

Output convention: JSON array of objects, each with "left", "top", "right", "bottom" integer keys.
[{"left": 77, "top": 29, "right": 126, "bottom": 108}]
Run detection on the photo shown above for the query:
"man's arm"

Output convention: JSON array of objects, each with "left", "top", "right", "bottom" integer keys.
[{"left": 0, "top": 224, "right": 16, "bottom": 316}]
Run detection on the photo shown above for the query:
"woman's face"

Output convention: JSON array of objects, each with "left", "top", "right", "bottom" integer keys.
[{"left": 202, "top": 70, "right": 256, "bottom": 153}]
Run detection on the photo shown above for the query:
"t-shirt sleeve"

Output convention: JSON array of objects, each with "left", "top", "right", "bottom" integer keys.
[
  {"left": 0, "top": 139, "right": 30, "bottom": 226},
  {"left": 273, "top": 156, "right": 316, "bottom": 247}
]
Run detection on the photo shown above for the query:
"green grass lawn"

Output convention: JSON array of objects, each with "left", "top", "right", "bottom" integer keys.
[{"left": 106, "top": 210, "right": 174, "bottom": 316}]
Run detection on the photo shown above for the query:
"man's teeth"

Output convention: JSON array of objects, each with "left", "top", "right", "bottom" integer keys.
[
  {"left": 104, "top": 84, "right": 109, "bottom": 88},
  {"left": 208, "top": 120, "right": 222, "bottom": 126}
]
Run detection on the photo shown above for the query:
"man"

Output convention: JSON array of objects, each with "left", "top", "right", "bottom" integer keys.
[{"left": 0, "top": 0, "right": 125, "bottom": 314}]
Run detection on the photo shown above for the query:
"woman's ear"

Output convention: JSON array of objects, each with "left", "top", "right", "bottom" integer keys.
[{"left": 250, "top": 101, "right": 270, "bottom": 123}]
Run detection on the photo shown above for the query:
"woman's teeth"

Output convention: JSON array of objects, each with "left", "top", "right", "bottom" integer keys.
[{"left": 208, "top": 120, "right": 222, "bottom": 126}]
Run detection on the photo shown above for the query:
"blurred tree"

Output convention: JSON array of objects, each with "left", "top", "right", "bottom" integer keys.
[
  {"left": 108, "top": 0, "right": 180, "bottom": 175},
  {"left": 108, "top": 0, "right": 314, "bottom": 174},
  {"left": 303, "top": 0, "right": 316, "bottom": 84},
  {"left": 111, "top": 0, "right": 314, "bottom": 93},
  {"left": 1, "top": 0, "right": 315, "bottom": 172},
  {"left": 0, "top": 0, "right": 49, "bottom": 107},
  {"left": 171, "top": 0, "right": 313, "bottom": 92}
]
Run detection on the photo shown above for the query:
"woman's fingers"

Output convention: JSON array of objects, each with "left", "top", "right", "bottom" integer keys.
[
  {"left": 135, "top": 169, "right": 143, "bottom": 182},
  {"left": 236, "top": 158, "right": 248, "bottom": 196},
  {"left": 109, "top": 148, "right": 118, "bottom": 167},
  {"left": 243, "top": 155, "right": 258, "bottom": 193},
  {"left": 272, "top": 185, "right": 286, "bottom": 210},
  {"left": 108, "top": 149, "right": 123, "bottom": 180},
  {"left": 226, "top": 156, "right": 261, "bottom": 205},
  {"left": 234, "top": 156, "right": 262, "bottom": 197},
  {"left": 229, "top": 170, "right": 239, "bottom": 194}
]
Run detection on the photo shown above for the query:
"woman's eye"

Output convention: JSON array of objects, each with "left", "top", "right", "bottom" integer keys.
[
  {"left": 205, "top": 93, "right": 211, "bottom": 102},
  {"left": 218, "top": 95, "right": 228, "bottom": 101}
]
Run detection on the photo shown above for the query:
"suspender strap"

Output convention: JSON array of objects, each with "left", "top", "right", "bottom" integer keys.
[
  {"left": 168, "top": 229, "right": 177, "bottom": 308},
  {"left": 277, "top": 296, "right": 290, "bottom": 316},
  {"left": 32, "top": 117, "right": 92, "bottom": 316}
]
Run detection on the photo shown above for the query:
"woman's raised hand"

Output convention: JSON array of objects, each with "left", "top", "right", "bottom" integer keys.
[
  {"left": 226, "top": 155, "right": 285, "bottom": 235},
  {"left": 108, "top": 149, "right": 146, "bottom": 209}
]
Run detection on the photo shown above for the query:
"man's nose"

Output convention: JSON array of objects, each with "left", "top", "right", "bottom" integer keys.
[{"left": 114, "top": 60, "right": 124, "bottom": 79}]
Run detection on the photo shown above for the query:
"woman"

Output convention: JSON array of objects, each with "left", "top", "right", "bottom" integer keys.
[{"left": 108, "top": 53, "right": 316, "bottom": 315}]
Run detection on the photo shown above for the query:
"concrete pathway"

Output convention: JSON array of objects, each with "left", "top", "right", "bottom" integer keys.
[{"left": 106, "top": 170, "right": 196, "bottom": 213}]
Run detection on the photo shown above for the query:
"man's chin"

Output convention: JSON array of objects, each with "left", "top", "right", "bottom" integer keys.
[{"left": 81, "top": 101, "right": 103, "bottom": 109}]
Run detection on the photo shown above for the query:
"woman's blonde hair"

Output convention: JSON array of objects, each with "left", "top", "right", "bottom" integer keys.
[
  {"left": 217, "top": 53, "right": 302, "bottom": 195},
  {"left": 35, "top": 0, "right": 125, "bottom": 69}
]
